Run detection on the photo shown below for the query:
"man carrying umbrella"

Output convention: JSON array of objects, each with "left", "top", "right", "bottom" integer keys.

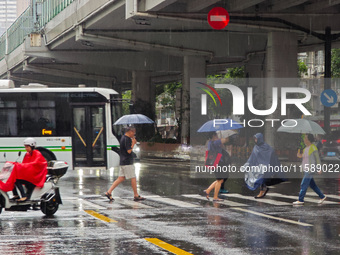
[{"left": 104, "top": 126, "right": 145, "bottom": 202}]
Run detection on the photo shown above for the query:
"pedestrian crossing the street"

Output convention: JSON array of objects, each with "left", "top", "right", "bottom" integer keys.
[{"left": 71, "top": 191, "right": 340, "bottom": 210}]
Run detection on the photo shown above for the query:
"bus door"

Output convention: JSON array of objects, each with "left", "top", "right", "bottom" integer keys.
[{"left": 72, "top": 105, "right": 106, "bottom": 168}]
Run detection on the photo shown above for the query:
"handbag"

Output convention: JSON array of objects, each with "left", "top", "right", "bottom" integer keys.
[{"left": 205, "top": 150, "right": 222, "bottom": 167}]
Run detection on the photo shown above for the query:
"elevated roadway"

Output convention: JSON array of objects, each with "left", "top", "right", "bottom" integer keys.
[
  {"left": 1, "top": 0, "right": 340, "bottom": 142},
  {"left": 1, "top": 0, "right": 339, "bottom": 86}
]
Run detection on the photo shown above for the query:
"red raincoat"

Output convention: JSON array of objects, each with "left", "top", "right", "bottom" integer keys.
[{"left": 0, "top": 150, "right": 47, "bottom": 192}]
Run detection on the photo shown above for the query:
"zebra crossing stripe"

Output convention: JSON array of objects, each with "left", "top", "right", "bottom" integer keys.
[
  {"left": 306, "top": 192, "right": 340, "bottom": 201},
  {"left": 231, "top": 207, "right": 313, "bottom": 227},
  {"left": 267, "top": 193, "right": 338, "bottom": 205},
  {"left": 79, "top": 199, "right": 107, "bottom": 210},
  {"left": 145, "top": 195, "right": 200, "bottom": 208},
  {"left": 224, "top": 193, "right": 291, "bottom": 206},
  {"left": 182, "top": 194, "right": 249, "bottom": 207},
  {"left": 74, "top": 191, "right": 340, "bottom": 211},
  {"left": 114, "top": 197, "right": 154, "bottom": 209}
]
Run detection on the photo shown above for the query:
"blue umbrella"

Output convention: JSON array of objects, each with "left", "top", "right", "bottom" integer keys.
[
  {"left": 197, "top": 119, "right": 243, "bottom": 132},
  {"left": 114, "top": 114, "right": 154, "bottom": 125}
]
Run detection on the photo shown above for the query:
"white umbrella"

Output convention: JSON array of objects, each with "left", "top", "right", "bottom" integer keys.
[
  {"left": 113, "top": 114, "right": 154, "bottom": 125},
  {"left": 217, "top": 130, "right": 237, "bottom": 139},
  {"left": 277, "top": 119, "right": 325, "bottom": 135}
]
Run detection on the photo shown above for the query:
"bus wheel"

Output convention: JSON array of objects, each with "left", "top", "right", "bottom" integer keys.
[{"left": 41, "top": 198, "right": 59, "bottom": 216}]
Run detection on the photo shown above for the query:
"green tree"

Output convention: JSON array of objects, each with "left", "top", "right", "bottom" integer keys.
[
  {"left": 298, "top": 59, "right": 308, "bottom": 77},
  {"left": 122, "top": 90, "right": 131, "bottom": 115},
  {"left": 156, "top": 82, "right": 182, "bottom": 111},
  {"left": 331, "top": 48, "right": 340, "bottom": 78},
  {"left": 225, "top": 66, "right": 245, "bottom": 78}
]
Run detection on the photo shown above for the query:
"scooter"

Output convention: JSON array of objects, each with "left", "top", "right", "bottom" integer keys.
[{"left": 0, "top": 150, "right": 68, "bottom": 216}]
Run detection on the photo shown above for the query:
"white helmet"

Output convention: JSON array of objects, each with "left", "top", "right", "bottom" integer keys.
[{"left": 24, "top": 137, "right": 36, "bottom": 147}]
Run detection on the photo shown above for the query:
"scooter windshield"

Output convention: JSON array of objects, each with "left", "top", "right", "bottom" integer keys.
[{"left": 0, "top": 162, "right": 14, "bottom": 183}]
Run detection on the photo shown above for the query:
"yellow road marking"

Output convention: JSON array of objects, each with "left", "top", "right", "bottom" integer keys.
[
  {"left": 84, "top": 210, "right": 117, "bottom": 223},
  {"left": 232, "top": 207, "right": 313, "bottom": 227},
  {"left": 145, "top": 238, "right": 193, "bottom": 255}
]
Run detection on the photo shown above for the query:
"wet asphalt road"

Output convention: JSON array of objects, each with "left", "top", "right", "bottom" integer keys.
[{"left": 0, "top": 158, "right": 340, "bottom": 254}]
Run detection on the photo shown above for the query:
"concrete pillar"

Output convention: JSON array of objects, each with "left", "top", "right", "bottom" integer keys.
[
  {"left": 131, "top": 70, "right": 155, "bottom": 116},
  {"left": 131, "top": 71, "right": 155, "bottom": 140},
  {"left": 182, "top": 56, "right": 206, "bottom": 144},
  {"left": 265, "top": 32, "right": 298, "bottom": 146},
  {"left": 266, "top": 32, "right": 298, "bottom": 78},
  {"left": 131, "top": 71, "right": 154, "bottom": 107},
  {"left": 244, "top": 57, "right": 265, "bottom": 146},
  {"left": 245, "top": 53, "right": 265, "bottom": 113},
  {"left": 113, "top": 84, "right": 122, "bottom": 95},
  {"left": 245, "top": 54, "right": 265, "bottom": 79}
]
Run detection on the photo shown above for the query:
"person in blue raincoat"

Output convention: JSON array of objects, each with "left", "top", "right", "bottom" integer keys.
[{"left": 244, "top": 133, "right": 286, "bottom": 198}]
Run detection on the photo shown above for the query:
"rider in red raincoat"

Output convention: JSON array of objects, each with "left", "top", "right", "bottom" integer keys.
[{"left": 0, "top": 138, "right": 47, "bottom": 202}]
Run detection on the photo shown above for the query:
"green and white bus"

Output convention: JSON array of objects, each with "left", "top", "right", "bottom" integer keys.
[{"left": 0, "top": 80, "right": 124, "bottom": 170}]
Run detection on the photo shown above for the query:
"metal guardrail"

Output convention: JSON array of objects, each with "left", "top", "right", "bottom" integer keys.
[
  {"left": 0, "top": 7, "right": 33, "bottom": 60},
  {"left": 0, "top": 0, "right": 75, "bottom": 60},
  {"left": 7, "top": 8, "right": 34, "bottom": 55},
  {"left": 0, "top": 34, "right": 6, "bottom": 61},
  {"left": 39, "top": 0, "right": 75, "bottom": 27}
]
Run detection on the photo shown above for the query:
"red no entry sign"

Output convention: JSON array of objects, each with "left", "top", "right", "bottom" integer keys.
[{"left": 207, "top": 7, "right": 230, "bottom": 30}]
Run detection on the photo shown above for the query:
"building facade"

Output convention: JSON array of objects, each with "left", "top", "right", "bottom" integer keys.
[
  {"left": 17, "top": 0, "right": 30, "bottom": 17},
  {"left": 0, "top": 0, "right": 30, "bottom": 35}
]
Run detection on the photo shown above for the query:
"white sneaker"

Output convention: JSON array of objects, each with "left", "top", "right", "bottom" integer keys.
[
  {"left": 293, "top": 200, "right": 304, "bottom": 205},
  {"left": 318, "top": 196, "right": 327, "bottom": 204}
]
